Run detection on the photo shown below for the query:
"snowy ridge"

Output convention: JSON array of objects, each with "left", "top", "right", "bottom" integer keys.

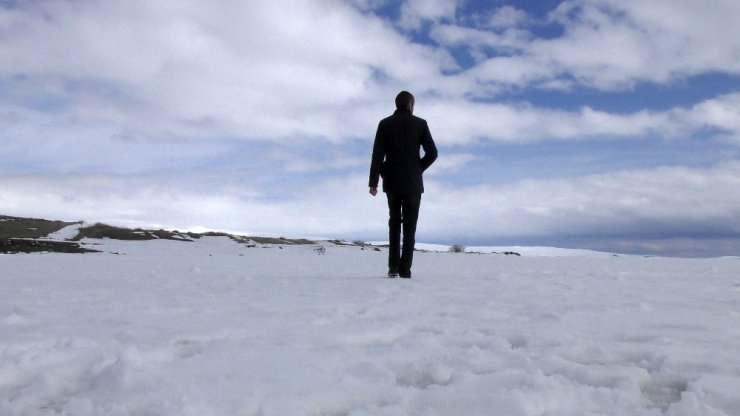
[
  {"left": 368, "top": 242, "right": 615, "bottom": 257},
  {"left": 415, "top": 243, "right": 617, "bottom": 257},
  {"left": 34, "top": 220, "right": 615, "bottom": 257},
  {"left": 2, "top": 237, "right": 739, "bottom": 415}
]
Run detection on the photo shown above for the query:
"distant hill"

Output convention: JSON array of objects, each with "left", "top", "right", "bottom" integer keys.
[
  {"left": 0, "top": 215, "right": 320, "bottom": 254},
  {"left": 2, "top": 214, "right": 614, "bottom": 257}
]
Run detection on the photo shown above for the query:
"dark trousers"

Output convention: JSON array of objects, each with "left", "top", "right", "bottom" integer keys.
[{"left": 386, "top": 193, "right": 421, "bottom": 275}]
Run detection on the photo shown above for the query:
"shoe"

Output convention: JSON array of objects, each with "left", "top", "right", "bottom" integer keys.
[
  {"left": 388, "top": 272, "right": 399, "bottom": 278},
  {"left": 399, "top": 272, "right": 411, "bottom": 278}
]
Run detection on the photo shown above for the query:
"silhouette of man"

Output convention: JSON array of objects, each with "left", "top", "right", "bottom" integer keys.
[{"left": 369, "top": 91, "right": 438, "bottom": 278}]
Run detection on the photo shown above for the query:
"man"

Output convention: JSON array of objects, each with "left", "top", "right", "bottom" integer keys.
[{"left": 369, "top": 91, "right": 438, "bottom": 278}]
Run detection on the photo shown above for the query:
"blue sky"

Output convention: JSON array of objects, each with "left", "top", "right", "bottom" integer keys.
[{"left": 2, "top": 0, "right": 740, "bottom": 256}]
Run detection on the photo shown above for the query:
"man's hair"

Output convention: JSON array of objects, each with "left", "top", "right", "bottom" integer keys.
[{"left": 395, "top": 91, "right": 415, "bottom": 109}]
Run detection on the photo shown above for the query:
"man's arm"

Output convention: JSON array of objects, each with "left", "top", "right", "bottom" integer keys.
[
  {"left": 368, "top": 123, "right": 385, "bottom": 194},
  {"left": 420, "top": 122, "right": 438, "bottom": 171}
]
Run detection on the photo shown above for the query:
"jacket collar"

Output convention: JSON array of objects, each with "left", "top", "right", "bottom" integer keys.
[{"left": 393, "top": 108, "right": 412, "bottom": 115}]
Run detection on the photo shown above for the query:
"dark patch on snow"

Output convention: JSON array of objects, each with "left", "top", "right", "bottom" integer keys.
[
  {"left": 0, "top": 215, "right": 81, "bottom": 239},
  {"left": 0, "top": 238, "right": 99, "bottom": 254},
  {"left": 0, "top": 215, "right": 325, "bottom": 254}
]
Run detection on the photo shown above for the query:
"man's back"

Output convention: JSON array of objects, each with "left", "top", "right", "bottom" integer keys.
[{"left": 369, "top": 108, "right": 437, "bottom": 195}]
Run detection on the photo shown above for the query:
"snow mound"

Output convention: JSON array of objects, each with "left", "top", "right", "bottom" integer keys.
[{"left": 42, "top": 222, "right": 86, "bottom": 241}]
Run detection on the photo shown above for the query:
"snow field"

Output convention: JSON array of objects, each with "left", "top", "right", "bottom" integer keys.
[{"left": 1, "top": 238, "right": 740, "bottom": 415}]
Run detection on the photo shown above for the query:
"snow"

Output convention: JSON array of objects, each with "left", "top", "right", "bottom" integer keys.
[
  {"left": 41, "top": 223, "right": 85, "bottom": 241},
  {"left": 414, "top": 243, "right": 616, "bottom": 257},
  {"left": 1, "top": 238, "right": 740, "bottom": 415}
]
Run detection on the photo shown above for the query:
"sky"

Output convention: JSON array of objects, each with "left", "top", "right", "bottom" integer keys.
[{"left": 2, "top": 0, "right": 740, "bottom": 257}]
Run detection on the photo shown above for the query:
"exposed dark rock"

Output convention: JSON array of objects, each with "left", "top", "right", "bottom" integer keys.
[
  {"left": 71, "top": 223, "right": 195, "bottom": 242},
  {"left": 0, "top": 238, "right": 99, "bottom": 254},
  {"left": 0, "top": 215, "right": 81, "bottom": 239},
  {"left": 1, "top": 215, "right": 322, "bottom": 254}
]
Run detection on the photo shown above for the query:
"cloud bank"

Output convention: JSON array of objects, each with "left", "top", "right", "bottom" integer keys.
[{"left": 2, "top": 0, "right": 740, "bottom": 256}]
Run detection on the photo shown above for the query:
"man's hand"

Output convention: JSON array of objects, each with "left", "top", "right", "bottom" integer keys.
[{"left": 369, "top": 187, "right": 378, "bottom": 196}]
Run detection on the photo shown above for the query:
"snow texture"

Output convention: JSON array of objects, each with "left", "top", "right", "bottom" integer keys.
[{"left": 1, "top": 238, "right": 739, "bottom": 415}]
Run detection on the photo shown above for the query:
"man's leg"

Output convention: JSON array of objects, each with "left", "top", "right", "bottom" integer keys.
[
  {"left": 399, "top": 193, "right": 421, "bottom": 277},
  {"left": 386, "top": 193, "right": 403, "bottom": 276}
]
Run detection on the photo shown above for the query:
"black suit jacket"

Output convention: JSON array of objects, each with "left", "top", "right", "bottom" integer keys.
[{"left": 369, "top": 109, "right": 438, "bottom": 194}]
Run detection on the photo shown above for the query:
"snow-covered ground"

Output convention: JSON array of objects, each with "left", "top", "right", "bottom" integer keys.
[{"left": 2, "top": 237, "right": 739, "bottom": 415}]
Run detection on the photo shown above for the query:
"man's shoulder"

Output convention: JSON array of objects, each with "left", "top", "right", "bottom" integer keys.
[
  {"left": 411, "top": 114, "right": 428, "bottom": 124},
  {"left": 379, "top": 114, "right": 395, "bottom": 124},
  {"left": 381, "top": 113, "right": 427, "bottom": 123}
]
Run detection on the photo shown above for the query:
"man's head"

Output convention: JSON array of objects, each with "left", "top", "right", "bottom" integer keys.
[{"left": 395, "top": 91, "right": 415, "bottom": 113}]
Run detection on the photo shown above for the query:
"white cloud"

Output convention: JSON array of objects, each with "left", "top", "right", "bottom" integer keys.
[
  {"left": 417, "top": 90, "right": 740, "bottom": 146},
  {"left": 2, "top": 0, "right": 739, "bottom": 149},
  {"left": 268, "top": 149, "right": 366, "bottom": 173},
  {"left": 487, "top": 6, "right": 529, "bottom": 30},
  {"left": 430, "top": 24, "right": 531, "bottom": 66},
  {"left": 426, "top": 153, "right": 478, "bottom": 174},
  {"left": 0, "top": 104, "right": 232, "bottom": 175},
  {"left": 399, "top": 0, "right": 459, "bottom": 31},
  {"left": 423, "top": 99, "right": 672, "bottom": 144},
  {"left": 425, "top": 1, "right": 740, "bottom": 91},
  {"left": 534, "top": 0, "right": 740, "bottom": 89},
  {"left": 0, "top": 172, "right": 384, "bottom": 239},
  {"left": 427, "top": 5, "right": 531, "bottom": 62},
  {"left": 0, "top": 0, "right": 453, "bottom": 142},
  {"left": 678, "top": 92, "right": 740, "bottom": 136},
  {"left": 346, "top": 0, "right": 390, "bottom": 13},
  {"left": 3, "top": 162, "right": 740, "bottom": 255},
  {"left": 421, "top": 160, "right": 740, "bottom": 243}
]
